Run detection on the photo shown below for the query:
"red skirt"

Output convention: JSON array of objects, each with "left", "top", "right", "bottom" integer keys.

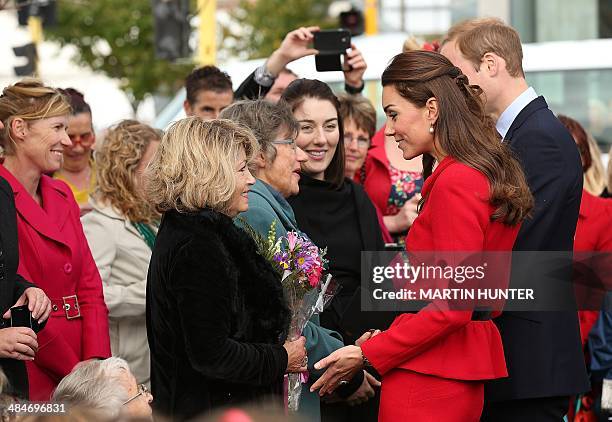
[{"left": 379, "top": 368, "right": 484, "bottom": 422}]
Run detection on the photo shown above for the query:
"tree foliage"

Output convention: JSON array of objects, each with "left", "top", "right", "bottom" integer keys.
[
  {"left": 222, "top": 0, "right": 335, "bottom": 60},
  {"left": 46, "top": 0, "right": 194, "bottom": 108}
]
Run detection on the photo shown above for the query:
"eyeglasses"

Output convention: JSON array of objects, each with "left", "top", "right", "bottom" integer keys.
[
  {"left": 343, "top": 134, "right": 370, "bottom": 148},
  {"left": 271, "top": 138, "right": 297, "bottom": 150},
  {"left": 122, "top": 384, "right": 149, "bottom": 406},
  {"left": 68, "top": 132, "right": 94, "bottom": 147}
]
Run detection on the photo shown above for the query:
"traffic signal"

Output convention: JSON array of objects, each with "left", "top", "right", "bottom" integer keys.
[
  {"left": 17, "top": 0, "right": 57, "bottom": 28},
  {"left": 340, "top": 8, "right": 365, "bottom": 37},
  {"left": 151, "top": 0, "right": 191, "bottom": 61},
  {"left": 13, "top": 43, "right": 37, "bottom": 76}
]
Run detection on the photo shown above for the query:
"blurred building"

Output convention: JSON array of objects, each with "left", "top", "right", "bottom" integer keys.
[
  {"left": 376, "top": 0, "right": 611, "bottom": 42},
  {"left": 372, "top": 0, "right": 612, "bottom": 152}
]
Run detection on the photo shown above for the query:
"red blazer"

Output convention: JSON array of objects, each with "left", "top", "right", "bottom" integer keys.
[
  {"left": 575, "top": 190, "right": 612, "bottom": 345},
  {"left": 362, "top": 157, "right": 520, "bottom": 381},
  {"left": 351, "top": 128, "right": 393, "bottom": 243},
  {"left": 361, "top": 127, "right": 393, "bottom": 215},
  {"left": 0, "top": 166, "right": 110, "bottom": 400}
]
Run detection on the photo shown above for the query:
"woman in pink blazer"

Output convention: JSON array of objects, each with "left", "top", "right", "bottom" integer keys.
[{"left": 0, "top": 79, "right": 110, "bottom": 400}]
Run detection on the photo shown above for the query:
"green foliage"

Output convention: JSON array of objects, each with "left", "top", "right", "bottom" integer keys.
[
  {"left": 46, "top": 0, "right": 195, "bottom": 107},
  {"left": 222, "top": 0, "right": 335, "bottom": 60},
  {"left": 237, "top": 218, "right": 283, "bottom": 274}
]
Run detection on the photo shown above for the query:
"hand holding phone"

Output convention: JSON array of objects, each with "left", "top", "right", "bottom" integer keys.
[
  {"left": 10, "top": 305, "right": 42, "bottom": 332},
  {"left": 0, "top": 326, "right": 38, "bottom": 360},
  {"left": 343, "top": 43, "right": 367, "bottom": 87},
  {"left": 314, "top": 29, "right": 351, "bottom": 72},
  {"left": 3, "top": 287, "right": 52, "bottom": 326}
]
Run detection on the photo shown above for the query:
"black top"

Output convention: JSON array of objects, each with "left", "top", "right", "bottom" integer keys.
[
  {"left": 290, "top": 175, "right": 363, "bottom": 292},
  {"left": 0, "top": 176, "right": 35, "bottom": 399},
  {"left": 486, "top": 96, "right": 590, "bottom": 401},
  {"left": 288, "top": 175, "right": 392, "bottom": 345},
  {"left": 146, "top": 208, "right": 289, "bottom": 420}
]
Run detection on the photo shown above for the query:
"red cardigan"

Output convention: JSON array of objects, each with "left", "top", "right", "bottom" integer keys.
[
  {"left": 362, "top": 157, "right": 520, "bottom": 381},
  {"left": 0, "top": 166, "right": 110, "bottom": 400},
  {"left": 361, "top": 127, "right": 393, "bottom": 215},
  {"left": 575, "top": 190, "right": 612, "bottom": 345}
]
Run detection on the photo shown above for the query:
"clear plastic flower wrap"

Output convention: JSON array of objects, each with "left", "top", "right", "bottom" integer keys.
[{"left": 240, "top": 220, "right": 340, "bottom": 411}]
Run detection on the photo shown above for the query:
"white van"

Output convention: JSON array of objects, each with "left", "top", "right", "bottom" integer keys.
[{"left": 154, "top": 33, "right": 612, "bottom": 156}]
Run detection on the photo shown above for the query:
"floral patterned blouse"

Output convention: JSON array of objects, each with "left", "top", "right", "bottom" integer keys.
[{"left": 386, "top": 165, "right": 424, "bottom": 245}]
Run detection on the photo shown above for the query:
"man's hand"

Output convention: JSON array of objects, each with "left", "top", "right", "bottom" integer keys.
[
  {"left": 267, "top": 26, "right": 320, "bottom": 76},
  {"left": 3, "top": 287, "right": 52, "bottom": 324},
  {"left": 310, "top": 345, "right": 364, "bottom": 396},
  {"left": 343, "top": 44, "right": 367, "bottom": 89},
  {"left": 0, "top": 327, "right": 38, "bottom": 360}
]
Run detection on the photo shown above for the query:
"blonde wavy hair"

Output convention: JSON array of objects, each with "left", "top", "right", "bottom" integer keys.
[
  {"left": 93, "top": 120, "right": 161, "bottom": 224},
  {"left": 145, "top": 117, "right": 259, "bottom": 214},
  {"left": 0, "top": 78, "right": 71, "bottom": 156},
  {"left": 584, "top": 132, "right": 607, "bottom": 195}
]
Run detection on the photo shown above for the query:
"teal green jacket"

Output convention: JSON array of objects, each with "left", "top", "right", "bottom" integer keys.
[{"left": 236, "top": 179, "right": 344, "bottom": 420}]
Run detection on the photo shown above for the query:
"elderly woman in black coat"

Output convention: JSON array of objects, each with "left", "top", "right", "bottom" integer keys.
[{"left": 145, "top": 117, "right": 307, "bottom": 420}]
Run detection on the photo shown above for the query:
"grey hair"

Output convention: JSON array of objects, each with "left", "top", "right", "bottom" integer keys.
[
  {"left": 219, "top": 99, "right": 299, "bottom": 173},
  {"left": 52, "top": 357, "right": 131, "bottom": 419}
]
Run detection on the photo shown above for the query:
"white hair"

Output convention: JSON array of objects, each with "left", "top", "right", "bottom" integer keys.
[{"left": 52, "top": 357, "right": 131, "bottom": 419}]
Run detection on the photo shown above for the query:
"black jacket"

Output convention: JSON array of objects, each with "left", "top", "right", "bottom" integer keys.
[
  {"left": 233, "top": 70, "right": 364, "bottom": 100},
  {"left": 146, "top": 208, "right": 290, "bottom": 420},
  {"left": 485, "top": 96, "right": 590, "bottom": 401},
  {"left": 0, "top": 176, "right": 35, "bottom": 399}
]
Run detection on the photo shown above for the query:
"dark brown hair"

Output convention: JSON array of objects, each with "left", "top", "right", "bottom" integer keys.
[
  {"left": 280, "top": 79, "right": 345, "bottom": 189},
  {"left": 557, "top": 114, "right": 591, "bottom": 172},
  {"left": 382, "top": 50, "right": 533, "bottom": 225},
  {"left": 58, "top": 88, "right": 92, "bottom": 116},
  {"left": 185, "top": 65, "right": 233, "bottom": 105}
]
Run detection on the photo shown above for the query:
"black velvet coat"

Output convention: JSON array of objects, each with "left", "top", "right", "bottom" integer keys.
[
  {"left": 0, "top": 176, "right": 35, "bottom": 399},
  {"left": 146, "top": 208, "right": 290, "bottom": 420}
]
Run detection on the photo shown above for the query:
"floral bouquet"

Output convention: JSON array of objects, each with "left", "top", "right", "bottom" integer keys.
[{"left": 240, "top": 220, "right": 339, "bottom": 411}]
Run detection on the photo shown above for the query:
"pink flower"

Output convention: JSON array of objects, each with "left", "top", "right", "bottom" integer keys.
[
  {"left": 286, "top": 231, "right": 298, "bottom": 251},
  {"left": 308, "top": 273, "right": 319, "bottom": 288},
  {"left": 308, "top": 266, "right": 322, "bottom": 287}
]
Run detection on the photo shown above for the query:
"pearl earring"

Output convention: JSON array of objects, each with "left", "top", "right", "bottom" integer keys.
[{"left": 429, "top": 124, "right": 434, "bottom": 134}]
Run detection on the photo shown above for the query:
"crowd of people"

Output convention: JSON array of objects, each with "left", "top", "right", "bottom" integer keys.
[{"left": 0, "top": 16, "right": 611, "bottom": 422}]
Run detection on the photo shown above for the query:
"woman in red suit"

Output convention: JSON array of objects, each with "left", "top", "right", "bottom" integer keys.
[
  {"left": 558, "top": 115, "right": 612, "bottom": 344},
  {"left": 0, "top": 79, "right": 110, "bottom": 400},
  {"left": 310, "top": 51, "right": 534, "bottom": 421}
]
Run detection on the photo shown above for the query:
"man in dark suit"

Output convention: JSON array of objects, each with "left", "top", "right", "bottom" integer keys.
[
  {"left": 441, "top": 18, "right": 589, "bottom": 421},
  {"left": 0, "top": 170, "right": 51, "bottom": 398}
]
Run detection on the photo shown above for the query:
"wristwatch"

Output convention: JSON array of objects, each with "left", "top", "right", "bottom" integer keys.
[
  {"left": 254, "top": 64, "right": 276, "bottom": 88},
  {"left": 361, "top": 349, "right": 372, "bottom": 368}
]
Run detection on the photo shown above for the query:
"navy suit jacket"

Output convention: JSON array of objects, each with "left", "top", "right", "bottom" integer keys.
[{"left": 485, "top": 96, "right": 590, "bottom": 401}]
